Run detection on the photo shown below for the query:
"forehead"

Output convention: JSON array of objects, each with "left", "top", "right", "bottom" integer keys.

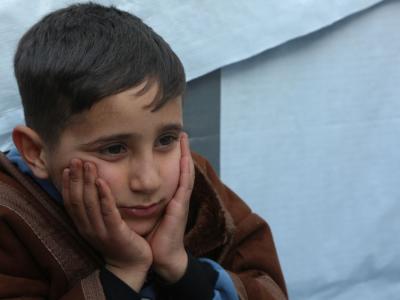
[{"left": 63, "top": 82, "right": 183, "bottom": 141}]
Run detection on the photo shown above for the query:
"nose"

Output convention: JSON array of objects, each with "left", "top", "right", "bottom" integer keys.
[{"left": 129, "top": 156, "right": 161, "bottom": 195}]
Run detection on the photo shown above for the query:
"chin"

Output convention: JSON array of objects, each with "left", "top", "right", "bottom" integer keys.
[{"left": 126, "top": 220, "right": 158, "bottom": 237}]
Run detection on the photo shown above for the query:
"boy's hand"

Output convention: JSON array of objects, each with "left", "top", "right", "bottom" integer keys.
[
  {"left": 147, "top": 133, "right": 195, "bottom": 283},
  {"left": 62, "top": 159, "right": 152, "bottom": 292}
]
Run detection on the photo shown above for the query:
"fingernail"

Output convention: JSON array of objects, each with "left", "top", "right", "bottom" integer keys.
[{"left": 84, "top": 162, "right": 90, "bottom": 172}]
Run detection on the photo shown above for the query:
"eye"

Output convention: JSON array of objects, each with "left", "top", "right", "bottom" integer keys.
[
  {"left": 155, "top": 134, "right": 179, "bottom": 149},
  {"left": 99, "top": 144, "right": 127, "bottom": 156}
]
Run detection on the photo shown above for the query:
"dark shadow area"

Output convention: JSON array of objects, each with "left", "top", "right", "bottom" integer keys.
[{"left": 184, "top": 69, "right": 220, "bottom": 175}]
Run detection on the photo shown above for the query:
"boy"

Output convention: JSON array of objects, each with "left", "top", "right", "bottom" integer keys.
[{"left": 0, "top": 2, "right": 287, "bottom": 300}]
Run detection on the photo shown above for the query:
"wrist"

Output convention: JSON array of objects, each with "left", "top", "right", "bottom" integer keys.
[
  {"left": 105, "top": 264, "right": 149, "bottom": 292},
  {"left": 154, "top": 250, "right": 188, "bottom": 284}
]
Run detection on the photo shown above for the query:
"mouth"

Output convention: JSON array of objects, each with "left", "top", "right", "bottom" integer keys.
[{"left": 118, "top": 201, "right": 163, "bottom": 218}]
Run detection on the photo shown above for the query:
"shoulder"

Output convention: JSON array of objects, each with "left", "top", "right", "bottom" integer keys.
[
  {"left": 0, "top": 151, "right": 100, "bottom": 289},
  {"left": 188, "top": 152, "right": 262, "bottom": 258},
  {"left": 185, "top": 152, "right": 236, "bottom": 258},
  {"left": 191, "top": 151, "right": 253, "bottom": 224},
  {"left": 191, "top": 151, "right": 213, "bottom": 175}
]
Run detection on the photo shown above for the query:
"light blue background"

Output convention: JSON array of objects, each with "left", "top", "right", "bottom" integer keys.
[
  {"left": 221, "top": 1, "right": 400, "bottom": 299},
  {"left": 0, "top": 0, "right": 383, "bottom": 150}
]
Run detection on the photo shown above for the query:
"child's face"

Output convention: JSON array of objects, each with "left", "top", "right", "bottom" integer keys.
[{"left": 44, "top": 81, "right": 183, "bottom": 237}]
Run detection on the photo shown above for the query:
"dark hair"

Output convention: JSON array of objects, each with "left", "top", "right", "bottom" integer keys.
[{"left": 14, "top": 2, "right": 186, "bottom": 148}]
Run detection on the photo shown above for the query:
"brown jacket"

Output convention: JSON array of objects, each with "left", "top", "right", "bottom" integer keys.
[{"left": 0, "top": 151, "right": 287, "bottom": 299}]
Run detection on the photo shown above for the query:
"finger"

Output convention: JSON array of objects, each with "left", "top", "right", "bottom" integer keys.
[
  {"left": 158, "top": 134, "right": 193, "bottom": 230},
  {"left": 95, "top": 178, "right": 124, "bottom": 230},
  {"left": 63, "top": 159, "right": 91, "bottom": 229},
  {"left": 179, "top": 133, "right": 194, "bottom": 198},
  {"left": 180, "top": 133, "right": 195, "bottom": 191},
  {"left": 166, "top": 155, "right": 191, "bottom": 221},
  {"left": 83, "top": 162, "right": 106, "bottom": 234},
  {"left": 180, "top": 132, "right": 190, "bottom": 158}
]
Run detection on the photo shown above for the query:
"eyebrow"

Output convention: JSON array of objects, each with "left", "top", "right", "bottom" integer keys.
[
  {"left": 80, "top": 122, "right": 184, "bottom": 147},
  {"left": 158, "top": 123, "right": 184, "bottom": 134}
]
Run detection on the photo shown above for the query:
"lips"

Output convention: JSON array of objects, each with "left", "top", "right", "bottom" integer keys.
[{"left": 118, "top": 202, "right": 162, "bottom": 218}]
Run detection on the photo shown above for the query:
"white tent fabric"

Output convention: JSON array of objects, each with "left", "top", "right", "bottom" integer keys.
[
  {"left": 221, "top": 1, "right": 400, "bottom": 299},
  {"left": 0, "top": 0, "right": 383, "bottom": 150}
]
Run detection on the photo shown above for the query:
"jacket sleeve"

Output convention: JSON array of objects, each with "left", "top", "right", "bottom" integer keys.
[{"left": 192, "top": 153, "right": 288, "bottom": 300}]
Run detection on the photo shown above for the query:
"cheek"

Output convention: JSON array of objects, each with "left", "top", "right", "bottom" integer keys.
[
  {"left": 48, "top": 167, "right": 64, "bottom": 192},
  {"left": 93, "top": 162, "right": 126, "bottom": 193},
  {"left": 47, "top": 159, "right": 73, "bottom": 192}
]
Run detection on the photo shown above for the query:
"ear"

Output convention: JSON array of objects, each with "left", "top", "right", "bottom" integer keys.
[{"left": 12, "top": 125, "right": 50, "bottom": 179}]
